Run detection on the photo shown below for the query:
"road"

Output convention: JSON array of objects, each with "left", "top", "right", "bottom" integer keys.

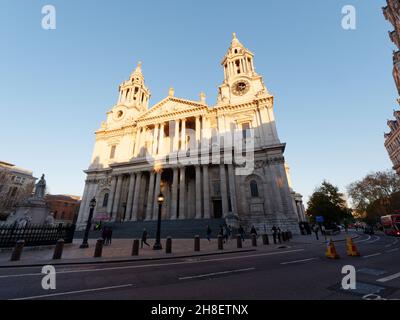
[{"left": 0, "top": 232, "right": 399, "bottom": 300}]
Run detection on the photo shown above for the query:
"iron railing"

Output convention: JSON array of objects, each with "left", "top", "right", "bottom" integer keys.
[{"left": 0, "top": 223, "right": 75, "bottom": 248}]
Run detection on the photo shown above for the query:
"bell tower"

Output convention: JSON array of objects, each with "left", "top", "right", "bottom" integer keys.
[
  {"left": 217, "top": 33, "right": 268, "bottom": 105},
  {"left": 117, "top": 61, "right": 151, "bottom": 113}
]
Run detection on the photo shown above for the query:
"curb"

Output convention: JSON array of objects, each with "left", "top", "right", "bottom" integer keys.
[{"left": 0, "top": 248, "right": 257, "bottom": 269}]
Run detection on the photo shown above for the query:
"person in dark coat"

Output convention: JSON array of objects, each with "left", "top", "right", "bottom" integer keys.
[
  {"left": 206, "top": 225, "right": 212, "bottom": 242},
  {"left": 141, "top": 228, "right": 150, "bottom": 248},
  {"left": 250, "top": 226, "right": 257, "bottom": 237},
  {"left": 271, "top": 225, "right": 278, "bottom": 244},
  {"left": 238, "top": 225, "right": 245, "bottom": 241},
  {"left": 106, "top": 227, "right": 113, "bottom": 245},
  {"left": 102, "top": 226, "right": 108, "bottom": 244}
]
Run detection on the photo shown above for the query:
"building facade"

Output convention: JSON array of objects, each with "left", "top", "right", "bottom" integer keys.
[
  {"left": 77, "top": 34, "right": 305, "bottom": 232},
  {"left": 46, "top": 194, "right": 81, "bottom": 224},
  {"left": 0, "top": 161, "right": 36, "bottom": 219},
  {"left": 383, "top": 1, "right": 400, "bottom": 174}
]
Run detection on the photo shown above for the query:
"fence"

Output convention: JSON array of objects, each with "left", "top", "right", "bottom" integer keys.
[{"left": 0, "top": 224, "right": 75, "bottom": 248}]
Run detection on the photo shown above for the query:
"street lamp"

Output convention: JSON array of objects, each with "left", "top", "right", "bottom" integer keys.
[
  {"left": 153, "top": 192, "right": 164, "bottom": 250},
  {"left": 80, "top": 197, "right": 96, "bottom": 249}
]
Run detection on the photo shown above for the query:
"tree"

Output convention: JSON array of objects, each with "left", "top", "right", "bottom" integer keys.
[
  {"left": 347, "top": 170, "right": 400, "bottom": 220},
  {"left": 307, "top": 181, "right": 352, "bottom": 225}
]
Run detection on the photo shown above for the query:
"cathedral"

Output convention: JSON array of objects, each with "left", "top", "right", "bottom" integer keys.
[{"left": 76, "top": 33, "right": 306, "bottom": 234}]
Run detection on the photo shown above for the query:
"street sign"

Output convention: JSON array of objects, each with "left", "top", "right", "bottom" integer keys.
[{"left": 316, "top": 216, "right": 324, "bottom": 223}]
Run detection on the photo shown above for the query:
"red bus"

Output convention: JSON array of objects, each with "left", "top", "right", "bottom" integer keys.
[{"left": 381, "top": 214, "right": 400, "bottom": 236}]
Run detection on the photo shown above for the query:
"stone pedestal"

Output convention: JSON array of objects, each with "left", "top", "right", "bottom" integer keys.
[{"left": 7, "top": 197, "right": 50, "bottom": 225}]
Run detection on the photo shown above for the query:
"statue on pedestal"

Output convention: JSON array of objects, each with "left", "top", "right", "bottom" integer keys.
[{"left": 34, "top": 174, "right": 46, "bottom": 199}]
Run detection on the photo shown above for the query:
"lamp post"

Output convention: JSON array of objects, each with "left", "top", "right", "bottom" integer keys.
[
  {"left": 80, "top": 197, "right": 96, "bottom": 249},
  {"left": 153, "top": 192, "right": 164, "bottom": 250}
]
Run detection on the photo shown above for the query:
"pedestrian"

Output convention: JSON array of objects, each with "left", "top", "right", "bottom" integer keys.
[
  {"left": 106, "top": 227, "right": 113, "bottom": 245},
  {"left": 271, "top": 225, "right": 278, "bottom": 244},
  {"left": 312, "top": 224, "right": 319, "bottom": 240},
  {"left": 141, "top": 228, "right": 150, "bottom": 248},
  {"left": 206, "top": 225, "right": 212, "bottom": 242},
  {"left": 277, "top": 227, "right": 282, "bottom": 243},
  {"left": 250, "top": 225, "right": 257, "bottom": 238},
  {"left": 102, "top": 226, "right": 108, "bottom": 244},
  {"left": 238, "top": 225, "right": 245, "bottom": 242}
]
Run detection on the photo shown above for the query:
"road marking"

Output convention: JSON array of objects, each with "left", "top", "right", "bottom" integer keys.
[
  {"left": 386, "top": 248, "right": 399, "bottom": 253},
  {"left": 179, "top": 268, "right": 255, "bottom": 280},
  {"left": 280, "top": 258, "right": 317, "bottom": 265},
  {"left": 367, "top": 236, "right": 381, "bottom": 244},
  {"left": 355, "top": 235, "right": 371, "bottom": 243},
  {"left": 0, "top": 249, "right": 305, "bottom": 279},
  {"left": 11, "top": 284, "right": 134, "bottom": 300},
  {"left": 377, "top": 272, "right": 400, "bottom": 283},
  {"left": 363, "top": 253, "right": 382, "bottom": 259}
]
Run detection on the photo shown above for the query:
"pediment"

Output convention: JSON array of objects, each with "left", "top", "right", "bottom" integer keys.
[{"left": 138, "top": 97, "right": 208, "bottom": 121}]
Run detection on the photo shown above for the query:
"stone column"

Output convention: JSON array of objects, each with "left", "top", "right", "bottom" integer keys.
[
  {"left": 195, "top": 165, "right": 202, "bottom": 219},
  {"left": 269, "top": 164, "right": 284, "bottom": 214},
  {"left": 77, "top": 181, "right": 90, "bottom": 224},
  {"left": 158, "top": 123, "right": 165, "bottom": 155},
  {"left": 125, "top": 173, "right": 136, "bottom": 221},
  {"left": 181, "top": 119, "right": 186, "bottom": 150},
  {"left": 195, "top": 116, "right": 201, "bottom": 151},
  {"left": 131, "top": 172, "right": 142, "bottom": 221},
  {"left": 111, "top": 175, "right": 123, "bottom": 221},
  {"left": 170, "top": 168, "right": 178, "bottom": 219},
  {"left": 152, "top": 172, "right": 161, "bottom": 220},
  {"left": 174, "top": 119, "right": 180, "bottom": 152},
  {"left": 134, "top": 127, "right": 141, "bottom": 156},
  {"left": 179, "top": 167, "right": 186, "bottom": 219},
  {"left": 220, "top": 164, "right": 229, "bottom": 217},
  {"left": 106, "top": 176, "right": 117, "bottom": 217},
  {"left": 227, "top": 164, "right": 238, "bottom": 216},
  {"left": 203, "top": 165, "right": 211, "bottom": 219},
  {"left": 145, "top": 171, "right": 155, "bottom": 220},
  {"left": 152, "top": 124, "right": 159, "bottom": 155},
  {"left": 277, "top": 162, "right": 297, "bottom": 215}
]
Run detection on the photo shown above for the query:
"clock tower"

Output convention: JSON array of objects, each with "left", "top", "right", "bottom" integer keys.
[{"left": 217, "top": 33, "right": 269, "bottom": 105}]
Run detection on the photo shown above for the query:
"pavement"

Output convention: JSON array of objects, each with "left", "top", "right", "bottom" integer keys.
[
  {"left": 0, "top": 232, "right": 355, "bottom": 267},
  {"left": 2, "top": 230, "right": 399, "bottom": 300}
]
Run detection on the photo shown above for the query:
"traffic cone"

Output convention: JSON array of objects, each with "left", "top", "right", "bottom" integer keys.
[
  {"left": 346, "top": 237, "right": 360, "bottom": 257},
  {"left": 325, "top": 239, "right": 340, "bottom": 259}
]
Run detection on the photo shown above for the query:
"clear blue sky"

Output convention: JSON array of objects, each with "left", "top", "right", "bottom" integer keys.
[{"left": 0, "top": 0, "right": 395, "bottom": 205}]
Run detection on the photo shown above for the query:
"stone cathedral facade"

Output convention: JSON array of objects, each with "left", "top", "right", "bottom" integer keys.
[{"left": 76, "top": 34, "right": 306, "bottom": 233}]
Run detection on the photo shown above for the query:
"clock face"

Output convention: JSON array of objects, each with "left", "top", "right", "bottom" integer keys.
[{"left": 232, "top": 80, "right": 250, "bottom": 96}]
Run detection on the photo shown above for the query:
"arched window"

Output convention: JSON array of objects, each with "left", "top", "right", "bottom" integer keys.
[
  {"left": 102, "top": 193, "right": 109, "bottom": 208},
  {"left": 250, "top": 180, "right": 259, "bottom": 198}
]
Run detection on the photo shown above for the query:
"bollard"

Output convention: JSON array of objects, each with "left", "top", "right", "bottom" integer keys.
[
  {"left": 52, "top": 239, "right": 65, "bottom": 260},
  {"left": 218, "top": 235, "right": 223, "bottom": 250},
  {"left": 236, "top": 235, "right": 242, "bottom": 248},
  {"left": 282, "top": 232, "right": 286, "bottom": 242},
  {"left": 131, "top": 239, "right": 139, "bottom": 256},
  {"left": 289, "top": 231, "right": 293, "bottom": 239},
  {"left": 286, "top": 231, "right": 291, "bottom": 241},
  {"left": 262, "top": 234, "right": 269, "bottom": 245},
  {"left": 251, "top": 233, "right": 257, "bottom": 247},
  {"left": 94, "top": 238, "right": 104, "bottom": 258},
  {"left": 194, "top": 235, "right": 200, "bottom": 252},
  {"left": 166, "top": 237, "right": 172, "bottom": 254},
  {"left": 10, "top": 240, "right": 25, "bottom": 261}
]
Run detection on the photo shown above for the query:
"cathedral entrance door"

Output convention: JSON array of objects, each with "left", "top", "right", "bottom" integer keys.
[{"left": 213, "top": 200, "right": 222, "bottom": 218}]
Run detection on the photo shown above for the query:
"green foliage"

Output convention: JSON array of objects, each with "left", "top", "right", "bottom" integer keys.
[{"left": 307, "top": 181, "right": 352, "bottom": 225}]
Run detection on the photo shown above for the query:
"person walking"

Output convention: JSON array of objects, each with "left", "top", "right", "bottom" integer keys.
[
  {"left": 106, "top": 227, "right": 113, "bottom": 245},
  {"left": 102, "top": 226, "right": 108, "bottom": 245},
  {"left": 141, "top": 228, "right": 150, "bottom": 248},
  {"left": 312, "top": 224, "right": 319, "bottom": 240},
  {"left": 238, "top": 225, "right": 245, "bottom": 242},
  {"left": 277, "top": 227, "right": 282, "bottom": 244},
  {"left": 206, "top": 225, "right": 212, "bottom": 242},
  {"left": 250, "top": 225, "right": 257, "bottom": 238},
  {"left": 271, "top": 225, "right": 278, "bottom": 244}
]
